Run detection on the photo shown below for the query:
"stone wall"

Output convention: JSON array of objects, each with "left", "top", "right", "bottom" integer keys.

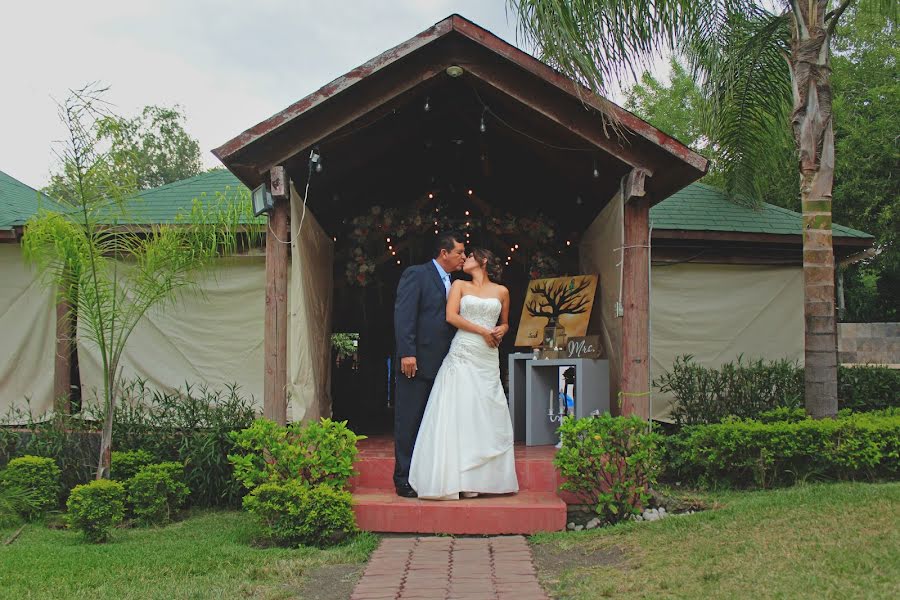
[{"left": 839, "top": 323, "right": 900, "bottom": 365}]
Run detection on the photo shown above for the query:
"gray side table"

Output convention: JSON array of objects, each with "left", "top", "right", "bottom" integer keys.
[{"left": 507, "top": 354, "right": 610, "bottom": 446}]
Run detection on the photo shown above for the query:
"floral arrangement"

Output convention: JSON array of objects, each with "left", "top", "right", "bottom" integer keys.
[
  {"left": 339, "top": 202, "right": 563, "bottom": 287},
  {"left": 528, "top": 250, "right": 560, "bottom": 280}
]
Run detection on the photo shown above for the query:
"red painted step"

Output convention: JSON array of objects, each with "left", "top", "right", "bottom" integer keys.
[
  {"left": 349, "top": 436, "right": 569, "bottom": 534},
  {"left": 352, "top": 488, "right": 567, "bottom": 535}
]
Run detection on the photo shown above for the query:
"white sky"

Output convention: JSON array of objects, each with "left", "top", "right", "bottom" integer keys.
[{"left": 0, "top": 1, "right": 652, "bottom": 189}]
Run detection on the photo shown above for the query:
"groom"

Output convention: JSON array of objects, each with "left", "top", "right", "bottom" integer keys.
[{"left": 392, "top": 231, "right": 466, "bottom": 497}]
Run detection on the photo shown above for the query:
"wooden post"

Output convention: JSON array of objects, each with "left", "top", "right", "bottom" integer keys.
[
  {"left": 264, "top": 167, "right": 290, "bottom": 425},
  {"left": 620, "top": 170, "right": 650, "bottom": 419},
  {"left": 54, "top": 296, "right": 72, "bottom": 413}
]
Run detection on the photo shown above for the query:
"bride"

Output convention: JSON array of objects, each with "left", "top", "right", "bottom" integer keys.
[{"left": 409, "top": 247, "right": 519, "bottom": 500}]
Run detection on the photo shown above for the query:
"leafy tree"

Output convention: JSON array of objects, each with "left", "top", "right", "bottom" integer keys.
[
  {"left": 23, "top": 85, "right": 254, "bottom": 479},
  {"left": 831, "top": 8, "right": 899, "bottom": 322},
  {"left": 45, "top": 104, "right": 201, "bottom": 202},
  {"left": 513, "top": 0, "right": 897, "bottom": 418}
]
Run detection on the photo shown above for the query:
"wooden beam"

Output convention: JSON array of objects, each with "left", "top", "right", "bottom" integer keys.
[
  {"left": 270, "top": 166, "right": 289, "bottom": 200},
  {"left": 463, "top": 64, "right": 656, "bottom": 175},
  {"left": 264, "top": 195, "right": 290, "bottom": 424},
  {"left": 620, "top": 176, "right": 651, "bottom": 419},
  {"left": 54, "top": 294, "right": 73, "bottom": 413}
]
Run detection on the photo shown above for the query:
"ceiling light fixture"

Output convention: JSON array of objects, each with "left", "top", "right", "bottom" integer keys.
[{"left": 446, "top": 65, "right": 464, "bottom": 77}]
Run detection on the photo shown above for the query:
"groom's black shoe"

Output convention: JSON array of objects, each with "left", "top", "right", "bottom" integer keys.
[{"left": 396, "top": 484, "right": 418, "bottom": 498}]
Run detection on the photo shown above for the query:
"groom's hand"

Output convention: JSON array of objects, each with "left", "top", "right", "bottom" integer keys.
[{"left": 400, "top": 356, "right": 418, "bottom": 378}]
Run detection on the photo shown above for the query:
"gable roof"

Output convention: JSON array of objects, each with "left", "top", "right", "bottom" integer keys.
[
  {"left": 651, "top": 182, "right": 872, "bottom": 240},
  {"left": 0, "top": 170, "right": 63, "bottom": 231},
  {"left": 212, "top": 14, "right": 708, "bottom": 202}
]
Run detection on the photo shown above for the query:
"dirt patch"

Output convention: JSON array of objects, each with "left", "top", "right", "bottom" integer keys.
[
  {"left": 531, "top": 540, "right": 626, "bottom": 575},
  {"left": 295, "top": 563, "right": 366, "bottom": 600}
]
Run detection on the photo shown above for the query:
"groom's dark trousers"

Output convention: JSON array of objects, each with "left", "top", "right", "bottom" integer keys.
[{"left": 393, "top": 261, "right": 455, "bottom": 490}]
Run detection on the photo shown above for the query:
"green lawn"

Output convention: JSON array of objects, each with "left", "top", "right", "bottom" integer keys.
[
  {"left": 531, "top": 482, "right": 900, "bottom": 599},
  {"left": 0, "top": 510, "right": 377, "bottom": 600}
]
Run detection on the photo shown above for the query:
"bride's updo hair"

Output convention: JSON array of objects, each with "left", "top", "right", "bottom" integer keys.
[{"left": 470, "top": 247, "right": 503, "bottom": 282}]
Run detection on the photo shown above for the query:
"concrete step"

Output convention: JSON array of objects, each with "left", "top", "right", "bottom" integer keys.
[
  {"left": 351, "top": 488, "right": 567, "bottom": 534},
  {"left": 350, "top": 440, "right": 562, "bottom": 494}
]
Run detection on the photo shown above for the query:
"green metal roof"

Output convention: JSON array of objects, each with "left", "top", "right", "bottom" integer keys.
[
  {"left": 650, "top": 182, "right": 872, "bottom": 239},
  {"left": 0, "top": 170, "right": 63, "bottom": 230},
  {"left": 118, "top": 169, "right": 254, "bottom": 224},
  {"left": 2, "top": 169, "right": 872, "bottom": 240}
]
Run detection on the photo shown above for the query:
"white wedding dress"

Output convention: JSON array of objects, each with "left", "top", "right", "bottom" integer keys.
[{"left": 409, "top": 295, "right": 519, "bottom": 500}]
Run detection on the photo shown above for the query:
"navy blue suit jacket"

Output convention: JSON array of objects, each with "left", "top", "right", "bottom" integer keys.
[{"left": 394, "top": 262, "right": 456, "bottom": 379}]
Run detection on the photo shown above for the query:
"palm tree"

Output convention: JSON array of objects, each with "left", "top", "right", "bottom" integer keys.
[{"left": 512, "top": 0, "right": 896, "bottom": 418}]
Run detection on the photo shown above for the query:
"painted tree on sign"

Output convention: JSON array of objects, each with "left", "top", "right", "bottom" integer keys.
[
  {"left": 23, "top": 85, "right": 255, "bottom": 478},
  {"left": 512, "top": 0, "right": 897, "bottom": 418}
]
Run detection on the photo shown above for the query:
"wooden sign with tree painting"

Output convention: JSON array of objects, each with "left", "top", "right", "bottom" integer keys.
[{"left": 514, "top": 275, "right": 599, "bottom": 347}]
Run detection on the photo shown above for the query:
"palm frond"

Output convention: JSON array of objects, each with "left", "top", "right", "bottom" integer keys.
[{"left": 686, "top": 9, "right": 793, "bottom": 204}]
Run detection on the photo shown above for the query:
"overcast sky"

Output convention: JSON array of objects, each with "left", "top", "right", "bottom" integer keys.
[{"left": 1, "top": 1, "right": 647, "bottom": 189}]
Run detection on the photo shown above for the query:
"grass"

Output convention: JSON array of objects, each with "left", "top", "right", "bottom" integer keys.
[
  {"left": 531, "top": 482, "right": 900, "bottom": 599},
  {"left": 0, "top": 510, "right": 378, "bottom": 599}
]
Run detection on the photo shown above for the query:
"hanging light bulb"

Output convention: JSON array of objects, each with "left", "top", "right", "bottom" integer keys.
[
  {"left": 424, "top": 96, "right": 430, "bottom": 112},
  {"left": 592, "top": 158, "right": 599, "bottom": 179},
  {"left": 333, "top": 236, "right": 337, "bottom": 242},
  {"left": 386, "top": 237, "right": 391, "bottom": 242},
  {"left": 566, "top": 240, "right": 571, "bottom": 246},
  {"left": 510, "top": 247, "right": 515, "bottom": 252},
  {"left": 465, "top": 210, "right": 470, "bottom": 216},
  {"left": 434, "top": 229, "right": 438, "bottom": 234},
  {"left": 576, "top": 195, "right": 583, "bottom": 205},
  {"left": 397, "top": 259, "right": 401, "bottom": 265},
  {"left": 479, "top": 114, "right": 486, "bottom": 133},
  {"left": 392, "top": 251, "right": 396, "bottom": 256},
  {"left": 514, "top": 244, "right": 519, "bottom": 249},
  {"left": 428, "top": 192, "right": 434, "bottom": 199},
  {"left": 467, "top": 189, "right": 473, "bottom": 196}
]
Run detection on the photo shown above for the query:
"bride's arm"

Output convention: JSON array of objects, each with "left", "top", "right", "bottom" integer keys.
[
  {"left": 491, "top": 286, "right": 511, "bottom": 341},
  {"left": 446, "top": 281, "right": 498, "bottom": 347}
]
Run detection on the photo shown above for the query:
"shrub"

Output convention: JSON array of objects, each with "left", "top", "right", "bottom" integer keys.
[
  {"left": 126, "top": 462, "right": 189, "bottom": 526},
  {"left": 110, "top": 449, "right": 156, "bottom": 481},
  {"left": 555, "top": 413, "right": 662, "bottom": 524},
  {"left": 664, "top": 411, "right": 900, "bottom": 488},
  {"left": 66, "top": 479, "right": 125, "bottom": 543},
  {"left": 838, "top": 365, "right": 900, "bottom": 412},
  {"left": 655, "top": 355, "right": 803, "bottom": 426},
  {"left": 242, "top": 480, "right": 357, "bottom": 547},
  {"left": 0, "top": 485, "right": 41, "bottom": 528},
  {"left": 110, "top": 378, "right": 257, "bottom": 507},
  {"left": 229, "top": 418, "right": 365, "bottom": 491},
  {"left": 0, "top": 455, "right": 62, "bottom": 519}
]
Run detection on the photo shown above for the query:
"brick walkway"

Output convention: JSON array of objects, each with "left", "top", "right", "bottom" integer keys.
[{"left": 350, "top": 536, "right": 549, "bottom": 600}]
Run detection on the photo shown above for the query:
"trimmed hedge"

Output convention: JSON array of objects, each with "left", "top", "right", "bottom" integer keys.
[
  {"left": 110, "top": 449, "right": 155, "bottom": 482},
  {"left": 66, "top": 479, "right": 125, "bottom": 543},
  {"left": 126, "top": 462, "right": 189, "bottom": 526},
  {"left": 665, "top": 409, "right": 899, "bottom": 488},
  {"left": 242, "top": 480, "right": 357, "bottom": 547},
  {"left": 0, "top": 455, "right": 61, "bottom": 519}
]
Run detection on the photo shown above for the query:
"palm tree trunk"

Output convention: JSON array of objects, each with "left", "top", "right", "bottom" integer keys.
[
  {"left": 95, "top": 364, "right": 118, "bottom": 479},
  {"left": 790, "top": 1, "right": 838, "bottom": 418}
]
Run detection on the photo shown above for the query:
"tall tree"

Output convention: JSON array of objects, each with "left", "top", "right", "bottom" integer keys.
[
  {"left": 45, "top": 103, "right": 201, "bottom": 202},
  {"left": 513, "top": 0, "right": 897, "bottom": 418},
  {"left": 24, "top": 85, "right": 252, "bottom": 478}
]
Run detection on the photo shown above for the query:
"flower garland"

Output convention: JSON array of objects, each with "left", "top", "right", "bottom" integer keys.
[{"left": 340, "top": 203, "right": 564, "bottom": 286}]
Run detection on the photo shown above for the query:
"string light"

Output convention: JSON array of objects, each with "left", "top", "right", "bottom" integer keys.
[
  {"left": 424, "top": 96, "right": 430, "bottom": 112},
  {"left": 467, "top": 190, "right": 473, "bottom": 196},
  {"left": 465, "top": 210, "right": 470, "bottom": 216},
  {"left": 333, "top": 236, "right": 337, "bottom": 242},
  {"left": 397, "top": 259, "right": 401, "bottom": 264},
  {"left": 434, "top": 229, "right": 438, "bottom": 234},
  {"left": 515, "top": 244, "right": 519, "bottom": 249},
  {"left": 566, "top": 240, "right": 571, "bottom": 246},
  {"left": 507, "top": 256, "right": 511, "bottom": 260},
  {"left": 428, "top": 192, "right": 434, "bottom": 199},
  {"left": 386, "top": 237, "right": 391, "bottom": 242},
  {"left": 592, "top": 158, "right": 600, "bottom": 179},
  {"left": 479, "top": 113, "right": 486, "bottom": 133},
  {"left": 392, "top": 251, "right": 396, "bottom": 255}
]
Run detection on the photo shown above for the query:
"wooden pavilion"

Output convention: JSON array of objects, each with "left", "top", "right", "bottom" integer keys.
[{"left": 213, "top": 14, "right": 709, "bottom": 425}]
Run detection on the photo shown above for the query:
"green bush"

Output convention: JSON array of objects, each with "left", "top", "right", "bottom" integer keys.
[
  {"left": 655, "top": 355, "right": 803, "bottom": 426},
  {"left": 0, "top": 455, "right": 61, "bottom": 519},
  {"left": 656, "top": 356, "right": 900, "bottom": 425},
  {"left": 0, "top": 485, "right": 41, "bottom": 528},
  {"left": 838, "top": 365, "right": 900, "bottom": 412},
  {"left": 108, "top": 378, "right": 257, "bottom": 507},
  {"left": 555, "top": 414, "right": 662, "bottom": 524},
  {"left": 229, "top": 418, "right": 365, "bottom": 491},
  {"left": 665, "top": 411, "right": 900, "bottom": 488},
  {"left": 126, "top": 462, "right": 190, "bottom": 526},
  {"left": 242, "top": 480, "right": 357, "bottom": 547},
  {"left": 66, "top": 479, "right": 125, "bottom": 543},
  {"left": 110, "top": 449, "right": 155, "bottom": 481}
]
